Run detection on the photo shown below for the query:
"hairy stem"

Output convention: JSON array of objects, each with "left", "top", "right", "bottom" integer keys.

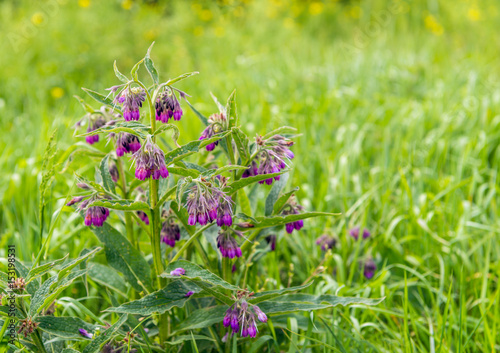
[{"left": 116, "top": 156, "right": 136, "bottom": 248}]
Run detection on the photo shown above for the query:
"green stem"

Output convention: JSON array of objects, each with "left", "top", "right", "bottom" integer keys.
[
  {"left": 116, "top": 157, "right": 136, "bottom": 248},
  {"left": 171, "top": 224, "right": 213, "bottom": 262},
  {"left": 18, "top": 299, "right": 47, "bottom": 353},
  {"left": 240, "top": 229, "right": 261, "bottom": 253}
]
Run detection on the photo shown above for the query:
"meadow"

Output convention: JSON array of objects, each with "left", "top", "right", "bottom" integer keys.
[{"left": 1, "top": 0, "right": 500, "bottom": 352}]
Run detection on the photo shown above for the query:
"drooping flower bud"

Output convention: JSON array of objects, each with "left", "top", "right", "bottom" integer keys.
[
  {"left": 155, "top": 90, "right": 183, "bottom": 123},
  {"left": 78, "top": 328, "right": 93, "bottom": 339},
  {"left": 316, "top": 234, "right": 336, "bottom": 251},
  {"left": 249, "top": 134, "right": 294, "bottom": 185},
  {"left": 349, "top": 227, "right": 371, "bottom": 241},
  {"left": 85, "top": 115, "right": 107, "bottom": 145},
  {"left": 363, "top": 259, "right": 377, "bottom": 279},
  {"left": 161, "top": 220, "right": 181, "bottom": 247},
  {"left": 137, "top": 211, "right": 149, "bottom": 225},
  {"left": 266, "top": 234, "right": 277, "bottom": 251},
  {"left": 217, "top": 230, "right": 242, "bottom": 259},
  {"left": 115, "top": 132, "right": 141, "bottom": 157},
  {"left": 185, "top": 291, "right": 194, "bottom": 297},
  {"left": 199, "top": 112, "right": 226, "bottom": 151},
  {"left": 281, "top": 196, "right": 304, "bottom": 234},
  {"left": 184, "top": 182, "right": 233, "bottom": 227},
  {"left": 109, "top": 162, "right": 119, "bottom": 183},
  {"left": 84, "top": 206, "right": 110, "bottom": 227},
  {"left": 131, "top": 137, "right": 169, "bottom": 181},
  {"left": 114, "top": 86, "right": 146, "bottom": 121}
]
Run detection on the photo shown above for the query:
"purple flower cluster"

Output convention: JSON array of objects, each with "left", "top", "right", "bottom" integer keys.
[
  {"left": 132, "top": 138, "right": 169, "bottom": 181},
  {"left": 185, "top": 183, "right": 233, "bottom": 227},
  {"left": 217, "top": 230, "right": 242, "bottom": 259},
  {"left": 161, "top": 220, "right": 181, "bottom": 247},
  {"left": 114, "top": 87, "right": 146, "bottom": 121},
  {"left": 85, "top": 116, "right": 106, "bottom": 145},
  {"left": 349, "top": 227, "right": 371, "bottom": 241},
  {"left": 67, "top": 192, "right": 111, "bottom": 228},
  {"left": 199, "top": 113, "right": 226, "bottom": 151},
  {"left": 115, "top": 132, "right": 141, "bottom": 157},
  {"left": 137, "top": 211, "right": 149, "bottom": 225},
  {"left": 316, "top": 235, "right": 336, "bottom": 251},
  {"left": 363, "top": 259, "right": 377, "bottom": 279},
  {"left": 155, "top": 91, "right": 183, "bottom": 123},
  {"left": 281, "top": 198, "right": 304, "bottom": 234},
  {"left": 223, "top": 301, "right": 267, "bottom": 338}
]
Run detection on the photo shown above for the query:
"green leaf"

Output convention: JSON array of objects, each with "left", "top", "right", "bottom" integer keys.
[
  {"left": 82, "top": 314, "right": 127, "bottom": 353},
  {"left": 175, "top": 178, "right": 189, "bottom": 210},
  {"left": 87, "top": 263, "right": 128, "bottom": 297},
  {"left": 160, "top": 260, "right": 240, "bottom": 291},
  {"left": 187, "top": 101, "right": 208, "bottom": 126},
  {"left": 237, "top": 188, "right": 252, "bottom": 216},
  {"left": 90, "top": 223, "right": 152, "bottom": 292},
  {"left": 234, "top": 212, "right": 339, "bottom": 231},
  {"left": 166, "top": 335, "right": 216, "bottom": 345},
  {"left": 164, "top": 131, "right": 231, "bottom": 165},
  {"left": 248, "top": 335, "right": 274, "bottom": 353},
  {"left": 170, "top": 200, "right": 197, "bottom": 234},
  {"left": 113, "top": 60, "right": 129, "bottom": 83},
  {"left": 130, "top": 58, "right": 144, "bottom": 81},
  {"left": 62, "top": 349, "right": 81, "bottom": 353},
  {"left": 76, "top": 121, "right": 148, "bottom": 138},
  {"left": 231, "top": 127, "right": 250, "bottom": 163},
  {"left": 82, "top": 88, "right": 121, "bottom": 113},
  {"left": 26, "top": 256, "right": 68, "bottom": 284},
  {"left": 262, "top": 126, "right": 298, "bottom": 140},
  {"left": 106, "top": 281, "right": 199, "bottom": 315},
  {"left": 210, "top": 92, "right": 226, "bottom": 115},
  {"left": 273, "top": 187, "right": 299, "bottom": 215},
  {"left": 30, "top": 270, "right": 87, "bottom": 316},
  {"left": 176, "top": 306, "right": 227, "bottom": 332},
  {"left": 265, "top": 173, "right": 289, "bottom": 216},
  {"left": 201, "top": 165, "right": 248, "bottom": 178},
  {"left": 259, "top": 301, "right": 330, "bottom": 314},
  {"left": 169, "top": 167, "right": 200, "bottom": 178},
  {"left": 74, "top": 95, "right": 95, "bottom": 114},
  {"left": 98, "top": 154, "right": 116, "bottom": 194},
  {"left": 154, "top": 123, "right": 180, "bottom": 145},
  {"left": 144, "top": 42, "right": 159, "bottom": 84},
  {"left": 248, "top": 282, "right": 313, "bottom": 305},
  {"left": 223, "top": 171, "right": 287, "bottom": 195},
  {"left": 58, "top": 247, "right": 102, "bottom": 282},
  {"left": 89, "top": 199, "right": 149, "bottom": 212},
  {"left": 156, "top": 184, "right": 178, "bottom": 210},
  {"left": 268, "top": 294, "right": 384, "bottom": 307},
  {"left": 166, "top": 71, "right": 199, "bottom": 86},
  {"left": 225, "top": 89, "right": 237, "bottom": 128},
  {"left": 36, "top": 316, "right": 97, "bottom": 339}
]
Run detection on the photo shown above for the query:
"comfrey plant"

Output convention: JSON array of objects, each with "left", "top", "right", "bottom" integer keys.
[{"left": 2, "top": 44, "right": 381, "bottom": 352}]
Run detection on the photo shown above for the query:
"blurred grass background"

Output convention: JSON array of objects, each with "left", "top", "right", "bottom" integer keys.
[{"left": 1, "top": 0, "right": 500, "bottom": 351}]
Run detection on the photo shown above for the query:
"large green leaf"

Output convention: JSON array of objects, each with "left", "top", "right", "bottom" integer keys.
[
  {"left": 234, "top": 212, "right": 339, "bottom": 231},
  {"left": 87, "top": 263, "right": 128, "bottom": 297},
  {"left": 113, "top": 60, "right": 129, "bottom": 83},
  {"left": 166, "top": 335, "right": 216, "bottom": 345},
  {"left": 164, "top": 131, "right": 231, "bottom": 165},
  {"left": 106, "top": 281, "right": 199, "bottom": 315},
  {"left": 176, "top": 306, "right": 227, "bottom": 332},
  {"left": 89, "top": 199, "right": 149, "bottom": 212},
  {"left": 272, "top": 187, "right": 299, "bottom": 215},
  {"left": 62, "top": 349, "right": 81, "bottom": 353},
  {"left": 154, "top": 123, "right": 180, "bottom": 145},
  {"left": 231, "top": 127, "right": 250, "bottom": 162},
  {"left": 248, "top": 282, "right": 313, "bottom": 305},
  {"left": 37, "top": 316, "right": 97, "bottom": 339},
  {"left": 144, "top": 42, "right": 159, "bottom": 84},
  {"left": 26, "top": 256, "right": 68, "bottom": 284},
  {"left": 168, "top": 167, "right": 200, "bottom": 178},
  {"left": 77, "top": 121, "right": 149, "bottom": 138},
  {"left": 98, "top": 154, "right": 116, "bottom": 194},
  {"left": 90, "top": 223, "right": 152, "bottom": 292},
  {"left": 82, "top": 314, "right": 127, "bottom": 353},
  {"left": 223, "top": 171, "right": 287, "bottom": 195},
  {"left": 201, "top": 165, "right": 248, "bottom": 178},
  {"left": 262, "top": 126, "right": 297, "bottom": 140},
  {"left": 160, "top": 260, "right": 239, "bottom": 291},
  {"left": 268, "top": 294, "right": 384, "bottom": 307},
  {"left": 58, "top": 247, "right": 102, "bottom": 280},
  {"left": 264, "top": 173, "right": 289, "bottom": 216}
]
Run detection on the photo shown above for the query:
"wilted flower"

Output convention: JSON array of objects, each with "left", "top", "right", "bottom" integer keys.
[
  {"left": 170, "top": 268, "right": 185, "bottom": 276},
  {"left": 109, "top": 162, "right": 119, "bottom": 183},
  {"left": 114, "top": 86, "right": 146, "bottom": 121},
  {"left": 199, "top": 112, "right": 227, "bottom": 151},
  {"left": 281, "top": 196, "right": 304, "bottom": 234},
  {"left": 316, "top": 234, "right": 336, "bottom": 251},
  {"left": 161, "top": 220, "right": 181, "bottom": 247},
  {"left": 185, "top": 291, "right": 194, "bottom": 297},
  {"left": 78, "top": 328, "right": 93, "bottom": 339},
  {"left": 363, "top": 259, "right": 377, "bottom": 279},
  {"left": 131, "top": 137, "right": 169, "bottom": 181},
  {"left": 349, "top": 227, "right": 371, "bottom": 241},
  {"left": 185, "top": 182, "right": 233, "bottom": 227},
  {"left": 115, "top": 132, "right": 141, "bottom": 157},
  {"left": 266, "top": 234, "right": 277, "bottom": 251},
  {"left": 217, "top": 230, "right": 242, "bottom": 259},
  {"left": 17, "top": 318, "right": 38, "bottom": 337},
  {"left": 155, "top": 90, "right": 183, "bottom": 123},
  {"left": 137, "top": 211, "right": 149, "bottom": 225},
  {"left": 9, "top": 277, "right": 26, "bottom": 291},
  {"left": 222, "top": 300, "right": 267, "bottom": 338}
]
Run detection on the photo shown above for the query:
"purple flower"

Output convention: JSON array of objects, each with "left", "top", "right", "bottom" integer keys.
[
  {"left": 85, "top": 116, "right": 106, "bottom": 145},
  {"left": 253, "top": 305, "right": 268, "bottom": 323},
  {"left": 161, "top": 221, "right": 181, "bottom": 247},
  {"left": 199, "top": 113, "right": 226, "bottom": 151},
  {"left": 115, "top": 132, "right": 141, "bottom": 157},
  {"left": 266, "top": 234, "right": 277, "bottom": 251},
  {"left": 252, "top": 134, "right": 294, "bottom": 185},
  {"left": 349, "top": 227, "right": 371, "bottom": 241},
  {"left": 242, "top": 161, "right": 259, "bottom": 179},
  {"left": 185, "top": 291, "right": 194, "bottom": 297},
  {"left": 281, "top": 197, "right": 304, "bottom": 234},
  {"left": 217, "top": 231, "right": 242, "bottom": 259},
  {"left": 67, "top": 196, "right": 85, "bottom": 206},
  {"left": 316, "top": 235, "right": 336, "bottom": 251},
  {"left": 137, "top": 211, "right": 149, "bottom": 225},
  {"left": 222, "top": 301, "right": 265, "bottom": 338},
  {"left": 114, "top": 87, "right": 146, "bottom": 121},
  {"left": 132, "top": 138, "right": 169, "bottom": 181},
  {"left": 170, "top": 268, "right": 185, "bottom": 276},
  {"left": 155, "top": 91, "right": 183, "bottom": 123},
  {"left": 363, "top": 259, "right": 376, "bottom": 279},
  {"left": 185, "top": 182, "right": 233, "bottom": 227},
  {"left": 84, "top": 206, "right": 110, "bottom": 227},
  {"left": 78, "top": 328, "right": 92, "bottom": 339}
]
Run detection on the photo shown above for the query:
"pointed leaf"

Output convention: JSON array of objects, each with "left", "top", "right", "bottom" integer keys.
[
  {"left": 187, "top": 101, "right": 208, "bottom": 126},
  {"left": 89, "top": 199, "right": 149, "bottom": 212},
  {"left": 99, "top": 154, "right": 116, "bottom": 194},
  {"left": 273, "top": 187, "right": 299, "bottom": 215},
  {"left": 223, "top": 171, "right": 287, "bottom": 195},
  {"left": 262, "top": 126, "right": 298, "bottom": 140},
  {"left": 130, "top": 58, "right": 144, "bottom": 81},
  {"left": 231, "top": 127, "right": 250, "bottom": 162},
  {"left": 87, "top": 263, "right": 128, "bottom": 297},
  {"left": 76, "top": 121, "right": 148, "bottom": 138},
  {"left": 113, "top": 61, "right": 129, "bottom": 83},
  {"left": 234, "top": 212, "right": 339, "bottom": 231},
  {"left": 226, "top": 89, "right": 237, "bottom": 127},
  {"left": 164, "top": 131, "right": 231, "bottom": 165},
  {"left": 144, "top": 42, "right": 159, "bottom": 84},
  {"left": 265, "top": 173, "right": 289, "bottom": 216},
  {"left": 176, "top": 306, "right": 227, "bottom": 332},
  {"left": 82, "top": 88, "right": 121, "bottom": 113},
  {"left": 248, "top": 282, "right": 313, "bottom": 305},
  {"left": 166, "top": 71, "right": 199, "bottom": 86},
  {"left": 82, "top": 315, "right": 127, "bottom": 353},
  {"left": 154, "top": 123, "right": 180, "bottom": 145},
  {"left": 37, "top": 316, "right": 97, "bottom": 339},
  {"left": 269, "top": 294, "right": 384, "bottom": 307},
  {"left": 26, "top": 256, "right": 68, "bottom": 284}
]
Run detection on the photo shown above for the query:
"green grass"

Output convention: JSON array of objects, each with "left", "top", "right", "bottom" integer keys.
[{"left": 1, "top": 0, "right": 500, "bottom": 351}]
